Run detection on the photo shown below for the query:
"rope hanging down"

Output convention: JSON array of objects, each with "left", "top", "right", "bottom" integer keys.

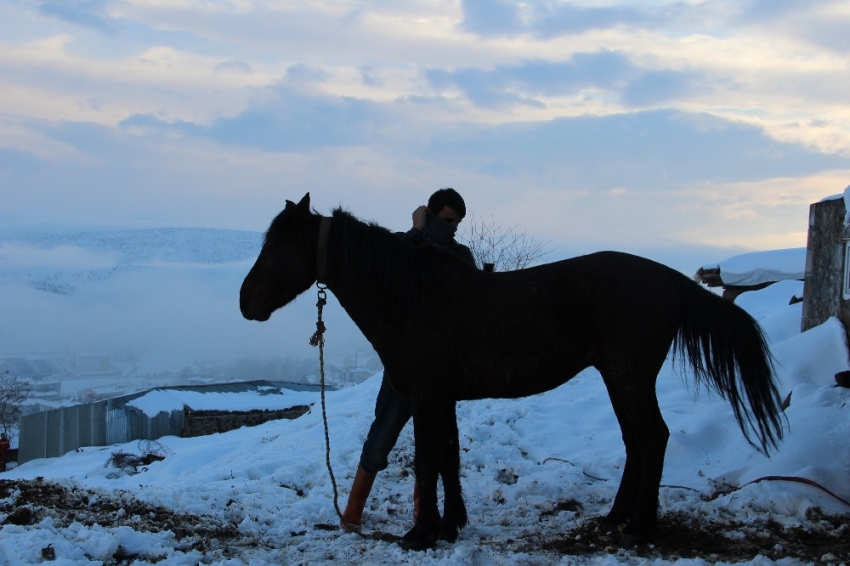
[
  {"left": 309, "top": 284, "right": 345, "bottom": 524},
  {"left": 310, "top": 217, "right": 357, "bottom": 531},
  {"left": 309, "top": 285, "right": 403, "bottom": 542}
]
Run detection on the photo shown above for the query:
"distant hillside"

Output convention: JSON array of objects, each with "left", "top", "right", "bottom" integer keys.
[
  {"left": 27, "top": 228, "right": 263, "bottom": 264},
  {"left": 1, "top": 228, "right": 263, "bottom": 295}
]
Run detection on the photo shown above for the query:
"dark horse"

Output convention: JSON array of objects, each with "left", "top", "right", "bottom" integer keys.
[{"left": 240, "top": 194, "right": 784, "bottom": 550}]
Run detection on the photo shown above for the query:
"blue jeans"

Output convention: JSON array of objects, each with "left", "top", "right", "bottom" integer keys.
[{"left": 359, "top": 374, "right": 412, "bottom": 472}]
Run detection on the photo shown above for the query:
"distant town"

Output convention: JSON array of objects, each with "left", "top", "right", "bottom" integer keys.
[{"left": 0, "top": 350, "right": 383, "bottom": 414}]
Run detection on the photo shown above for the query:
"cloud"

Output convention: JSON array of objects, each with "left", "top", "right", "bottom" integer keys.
[
  {"left": 38, "top": 0, "right": 114, "bottom": 32},
  {"left": 735, "top": 0, "right": 825, "bottom": 24},
  {"left": 459, "top": 0, "right": 523, "bottom": 36},
  {"left": 457, "top": 0, "right": 849, "bottom": 48},
  {"left": 359, "top": 66, "right": 383, "bottom": 87},
  {"left": 9, "top": 103, "right": 848, "bottom": 219},
  {"left": 208, "top": 92, "right": 389, "bottom": 151},
  {"left": 214, "top": 60, "right": 253, "bottom": 74},
  {"left": 734, "top": 0, "right": 850, "bottom": 54},
  {"left": 3, "top": 95, "right": 847, "bottom": 266},
  {"left": 529, "top": 2, "right": 656, "bottom": 38},
  {"left": 798, "top": 19, "right": 850, "bottom": 53},
  {"left": 425, "top": 52, "right": 711, "bottom": 109},
  {"left": 621, "top": 69, "right": 709, "bottom": 107},
  {"left": 426, "top": 110, "right": 850, "bottom": 189},
  {"left": 459, "top": 0, "right": 663, "bottom": 38},
  {"left": 118, "top": 84, "right": 397, "bottom": 152},
  {"left": 286, "top": 63, "right": 330, "bottom": 83},
  {"left": 425, "top": 52, "right": 635, "bottom": 107},
  {"left": 0, "top": 111, "right": 424, "bottom": 234}
]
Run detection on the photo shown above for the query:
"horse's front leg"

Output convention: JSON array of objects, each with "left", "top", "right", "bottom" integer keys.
[
  {"left": 400, "top": 395, "right": 454, "bottom": 551},
  {"left": 437, "top": 400, "right": 467, "bottom": 543}
]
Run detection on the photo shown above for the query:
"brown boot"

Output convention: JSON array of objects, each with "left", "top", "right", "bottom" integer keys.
[
  {"left": 341, "top": 466, "right": 377, "bottom": 532},
  {"left": 412, "top": 480, "right": 420, "bottom": 521}
]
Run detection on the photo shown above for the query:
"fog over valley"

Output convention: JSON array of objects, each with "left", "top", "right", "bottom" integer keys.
[{"left": 0, "top": 227, "right": 380, "bottom": 403}]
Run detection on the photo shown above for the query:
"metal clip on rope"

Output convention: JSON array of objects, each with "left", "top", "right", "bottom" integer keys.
[{"left": 309, "top": 285, "right": 327, "bottom": 347}]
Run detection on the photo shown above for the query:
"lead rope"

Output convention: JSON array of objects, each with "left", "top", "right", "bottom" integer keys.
[
  {"left": 308, "top": 284, "right": 401, "bottom": 542},
  {"left": 309, "top": 283, "right": 346, "bottom": 524}
]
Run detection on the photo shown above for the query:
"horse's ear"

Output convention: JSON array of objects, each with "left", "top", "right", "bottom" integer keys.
[
  {"left": 284, "top": 199, "right": 295, "bottom": 210},
  {"left": 297, "top": 193, "right": 311, "bottom": 211}
]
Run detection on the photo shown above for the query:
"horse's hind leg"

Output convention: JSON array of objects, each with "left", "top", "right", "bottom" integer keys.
[
  {"left": 600, "top": 391, "right": 643, "bottom": 528},
  {"left": 599, "top": 367, "right": 670, "bottom": 546},
  {"left": 436, "top": 401, "right": 467, "bottom": 543}
]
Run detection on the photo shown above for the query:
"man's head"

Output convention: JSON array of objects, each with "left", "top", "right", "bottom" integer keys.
[{"left": 428, "top": 188, "right": 466, "bottom": 222}]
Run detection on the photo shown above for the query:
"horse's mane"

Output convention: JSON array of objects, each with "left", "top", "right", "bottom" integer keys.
[{"left": 328, "top": 208, "right": 461, "bottom": 319}]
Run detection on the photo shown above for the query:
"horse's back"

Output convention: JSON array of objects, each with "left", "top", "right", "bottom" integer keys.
[
  {"left": 553, "top": 251, "right": 685, "bottom": 342},
  {"left": 440, "top": 251, "right": 685, "bottom": 400},
  {"left": 494, "top": 251, "right": 683, "bottom": 320}
]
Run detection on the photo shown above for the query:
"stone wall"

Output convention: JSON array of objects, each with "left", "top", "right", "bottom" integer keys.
[{"left": 181, "top": 405, "right": 311, "bottom": 438}]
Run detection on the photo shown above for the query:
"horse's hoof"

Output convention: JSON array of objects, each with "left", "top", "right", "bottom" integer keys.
[
  {"left": 399, "top": 524, "right": 437, "bottom": 551},
  {"left": 438, "top": 524, "right": 459, "bottom": 543},
  {"left": 399, "top": 533, "right": 434, "bottom": 551},
  {"left": 599, "top": 520, "right": 620, "bottom": 534},
  {"left": 619, "top": 526, "right": 650, "bottom": 548},
  {"left": 399, "top": 538, "right": 430, "bottom": 551}
]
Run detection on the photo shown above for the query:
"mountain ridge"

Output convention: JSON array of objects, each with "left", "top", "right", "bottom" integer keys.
[{"left": 2, "top": 227, "right": 263, "bottom": 295}]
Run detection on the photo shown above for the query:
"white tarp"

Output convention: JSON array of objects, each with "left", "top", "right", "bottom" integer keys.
[{"left": 703, "top": 247, "right": 806, "bottom": 286}]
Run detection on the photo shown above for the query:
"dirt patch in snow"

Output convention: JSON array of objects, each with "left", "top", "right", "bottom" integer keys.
[
  {"left": 1, "top": 478, "right": 251, "bottom": 563},
  {"left": 535, "top": 502, "right": 849, "bottom": 564},
  {"left": 3, "top": 479, "right": 848, "bottom": 564}
]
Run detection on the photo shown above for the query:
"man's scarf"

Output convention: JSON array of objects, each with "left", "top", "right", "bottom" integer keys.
[{"left": 420, "top": 215, "right": 458, "bottom": 246}]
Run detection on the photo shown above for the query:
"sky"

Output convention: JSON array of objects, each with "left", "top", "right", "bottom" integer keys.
[
  {"left": 3, "top": 0, "right": 850, "bottom": 271},
  {"left": 3, "top": 279, "right": 850, "bottom": 564}
]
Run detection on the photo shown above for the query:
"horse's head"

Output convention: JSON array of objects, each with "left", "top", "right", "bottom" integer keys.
[{"left": 241, "top": 193, "right": 319, "bottom": 322}]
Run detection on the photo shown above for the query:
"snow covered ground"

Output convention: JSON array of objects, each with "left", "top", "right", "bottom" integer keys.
[{"left": 2, "top": 280, "right": 849, "bottom": 565}]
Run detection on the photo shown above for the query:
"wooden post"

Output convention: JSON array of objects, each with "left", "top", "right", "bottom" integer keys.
[{"left": 801, "top": 197, "right": 850, "bottom": 332}]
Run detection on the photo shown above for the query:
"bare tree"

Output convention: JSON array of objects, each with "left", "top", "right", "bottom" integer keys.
[
  {"left": 460, "top": 215, "right": 554, "bottom": 272},
  {"left": 0, "top": 371, "right": 31, "bottom": 441}
]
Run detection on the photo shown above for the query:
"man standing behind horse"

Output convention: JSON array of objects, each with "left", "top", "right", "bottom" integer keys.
[{"left": 341, "top": 188, "right": 477, "bottom": 532}]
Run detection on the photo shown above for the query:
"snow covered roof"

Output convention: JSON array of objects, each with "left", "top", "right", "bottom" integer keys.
[
  {"left": 698, "top": 248, "right": 806, "bottom": 287},
  {"left": 124, "top": 381, "right": 319, "bottom": 417}
]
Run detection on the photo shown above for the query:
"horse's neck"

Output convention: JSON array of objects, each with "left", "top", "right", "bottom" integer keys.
[
  {"left": 325, "top": 216, "right": 416, "bottom": 351},
  {"left": 331, "top": 284, "right": 391, "bottom": 350}
]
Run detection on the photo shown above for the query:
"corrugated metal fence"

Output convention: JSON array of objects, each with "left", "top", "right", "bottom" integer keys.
[
  {"left": 18, "top": 397, "right": 185, "bottom": 465},
  {"left": 17, "top": 380, "right": 319, "bottom": 465}
]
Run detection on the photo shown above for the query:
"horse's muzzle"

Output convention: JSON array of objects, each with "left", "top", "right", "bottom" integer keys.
[{"left": 240, "top": 280, "right": 270, "bottom": 321}]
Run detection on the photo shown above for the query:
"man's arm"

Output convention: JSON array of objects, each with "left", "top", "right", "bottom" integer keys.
[
  {"left": 412, "top": 205, "right": 429, "bottom": 230},
  {"left": 399, "top": 205, "right": 428, "bottom": 242}
]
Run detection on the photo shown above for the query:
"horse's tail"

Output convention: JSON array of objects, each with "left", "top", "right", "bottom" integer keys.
[{"left": 669, "top": 270, "right": 784, "bottom": 454}]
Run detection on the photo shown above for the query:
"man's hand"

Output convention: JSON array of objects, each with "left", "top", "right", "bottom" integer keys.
[{"left": 412, "top": 205, "right": 430, "bottom": 229}]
